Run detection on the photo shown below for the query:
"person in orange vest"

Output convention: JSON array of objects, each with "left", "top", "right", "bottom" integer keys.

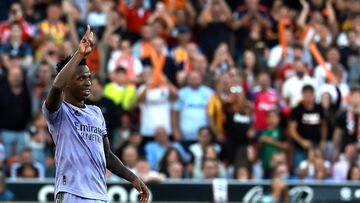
[
  {"left": 132, "top": 24, "right": 156, "bottom": 59},
  {"left": 141, "top": 36, "right": 180, "bottom": 86}
]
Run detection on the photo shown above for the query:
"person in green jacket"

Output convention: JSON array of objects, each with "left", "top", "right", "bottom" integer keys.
[{"left": 260, "top": 110, "right": 289, "bottom": 178}]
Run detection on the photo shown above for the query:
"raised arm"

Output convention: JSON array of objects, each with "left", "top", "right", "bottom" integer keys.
[
  {"left": 45, "top": 26, "right": 94, "bottom": 112},
  {"left": 103, "top": 137, "right": 149, "bottom": 203},
  {"left": 296, "top": 0, "right": 310, "bottom": 29}
]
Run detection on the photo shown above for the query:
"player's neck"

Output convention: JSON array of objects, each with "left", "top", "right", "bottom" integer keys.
[{"left": 64, "top": 94, "right": 85, "bottom": 108}]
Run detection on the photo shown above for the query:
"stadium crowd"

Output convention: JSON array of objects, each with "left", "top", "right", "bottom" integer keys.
[{"left": 0, "top": 0, "right": 360, "bottom": 197}]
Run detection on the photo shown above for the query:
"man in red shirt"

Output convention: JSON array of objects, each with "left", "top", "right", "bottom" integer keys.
[
  {"left": 253, "top": 71, "right": 280, "bottom": 132},
  {"left": 125, "top": 0, "right": 152, "bottom": 35}
]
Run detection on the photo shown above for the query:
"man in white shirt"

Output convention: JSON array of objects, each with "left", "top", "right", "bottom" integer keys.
[
  {"left": 314, "top": 47, "right": 347, "bottom": 88},
  {"left": 138, "top": 74, "right": 178, "bottom": 138},
  {"left": 267, "top": 30, "right": 294, "bottom": 69},
  {"left": 282, "top": 59, "right": 317, "bottom": 107}
]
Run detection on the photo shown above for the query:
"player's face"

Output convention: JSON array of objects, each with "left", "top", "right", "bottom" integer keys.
[{"left": 68, "top": 65, "right": 92, "bottom": 101}]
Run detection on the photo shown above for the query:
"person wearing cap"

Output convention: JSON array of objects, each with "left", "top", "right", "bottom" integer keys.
[{"left": 171, "top": 25, "right": 192, "bottom": 64}]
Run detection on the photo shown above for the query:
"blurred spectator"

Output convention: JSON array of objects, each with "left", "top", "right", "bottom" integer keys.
[
  {"left": 28, "top": 119, "right": 47, "bottom": 165},
  {"left": 171, "top": 25, "right": 192, "bottom": 65},
  {"left": 271, "top": 163, "right": 290, "bottom": 180},
  {"left": 167, "top": 161, "right": 185, "bottom": 179},
  {"left": 142, "top": 36, "right": 179, "bottom": 85},
  {"left": 239, "top": 50, "right": 260, "bottom": 88},
  {"left": 262, "top": 177, "right": 289, "bottom": 203},
  {"left": 234, "top": 164, "right": 252, "bottom": 181},
  {"left": 173, "top": 71, "right": 213, "bottom": 148},
  {"left": 332, "top": 143, "right": 358, "bottom": 181},
  {"left": 116, "top": 129, "right": 144, "bottom": 159},
  {"left": 189, "top": 127, "right": 221, "bottom": 178},
  {"left": 340, "top": 29, "right": 360, "bottom": 70},
  {"left": 252, "top": 71, "right": 280, "bottom": 132},
  {"left": 289, "top": 85, "right": 326, "bottom": 171},
  {"left": 147, "top": 2, "right": 174, "bottom": 39},
  {"left": 10, "top": 148, "right": 44, "bottom": 179},
  {"left": 199, "top": 145, "right": 226, "bottom": 179},
  {"left": 0, "top": 172, "right": 14, "bottom": 201},
  {"left": 333, "top": 86, "right": 360, "bottom": 155},
  {"left": 276, "top": 44, "right": 313, "bottom": 85},
  {"left": 282, "top": 59, "right": 317, "bottom": 107},
  {"left": 171, "top": 5, "right": 196, "bottom": 28},
  {"left": 20, "top": 0, "right": 44, "bottom": 24},
  {"left": 107, "top": 39, "right": 143, "bottom": 83},
  {"left": 35, "top": 39, "right": 61, "bottom": 66},
  {"left": 314, "top": 47, "right": 347, "bottom": 88},
  {"left": 269, "top": 151, "right": 287, "bottom": 176},
  {"left": 0, "top": 22, "right": 33, "bottom": 67},
  {"left": 138, "top": 73, "right": 178, "bottom": 138},
  {"left": 242, "top": 20, "right": 268, "bottom": 68},
  {"left": 145, "top": 127, "right": 189, "bottom": 170},
  {"left": 125, "top": 0, "right": 152, "bottom": 38},
  {"left": 223, "top": 83, "right": 253, "bottom": 165},
  {"left": 207, "top": 82, "right": 225, "bottom": 142},
  {"left": 39, "top": 2, "right": 68, "bottom": 44},
  {"left": 121, "top": 145, "right": 139, "bottom": 171},
  {"left": 298, "top": 147, "right": 331, "bottom": 180},
  {"left": 134, "top": 157, "right": 166, "bottom": 183},
  {"left": 317, "top": 85, "right": 342, "bottom": 160},
  {"left": 62, "top": 1, "right": 87, "bottom": 46},
  {"left": 86, "top": 75, "right": 121, "bottom": 144},
  {"left": 197, "top": 0, "right": 232, "bottom": 60},
  {"left": 232, "top": 0, "right": 271, "bottom": 54},
  {"left": 201, "top": 158, "right": 220, "bottom": 179},
  {"left": 86, "top": 0, "right": 110, "bottom": 37},
  {"left": 159, "top": 147, "right": 186, "bottom": 178},
  {"left": 182, "top": 52, "right": 213, "bottom": 87},
  {"left": 103, "top": 67, "right": 137, "bottom": 110},
  {"left": 0, "top": 67, "right": 31, "bottom": 159},
  {"left": 347, "top": 165, "right": 360, "bottom": 181},
  {"left": 260, "top": 110, "right": 288, "bottom": 178},
  {"left": 27, "top": 61, "right": 54, "bottom": 114},
  {"left": 16, "top": 163, "right": 39, "bottom": 178},
  {"left": 267, "top": 29, "right": 294, "bottom": 70},
  {"left": 210, "top": 43, "right": 234, "bottom": 78},
  {"left": 132, "top": 24, "right": 156, "bottom": 59},
  {"left": 0, "top": 1, "right": 36, "bottom": 43}
]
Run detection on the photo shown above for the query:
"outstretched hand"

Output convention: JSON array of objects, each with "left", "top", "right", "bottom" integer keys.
[
  {"left": 79, "top": 25, "right": 94, "bottom": 56},
  {"left": 132, "top": 178, "right": 150, "bottom": 203}
]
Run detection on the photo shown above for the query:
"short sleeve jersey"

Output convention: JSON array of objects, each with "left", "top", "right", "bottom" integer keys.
[{"left": 42, "top": 101, "right": 108, "bottom": 201}]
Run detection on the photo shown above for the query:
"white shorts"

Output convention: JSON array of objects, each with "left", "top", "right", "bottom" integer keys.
[{"left": 55, "top": 192, "right": 109, "bottom": 203}]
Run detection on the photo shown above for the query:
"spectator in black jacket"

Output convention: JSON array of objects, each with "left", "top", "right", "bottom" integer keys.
[{"left": 0, "top": 67, "right": 31, "bottom": 159}]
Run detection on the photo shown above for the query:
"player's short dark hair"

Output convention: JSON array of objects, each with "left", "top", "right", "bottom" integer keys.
[
  {"left": 56, "top": 56, "right": 87, "bottom": 75},
  {"left": 302, "top": 84, "right": 314, "bottom": 93}
]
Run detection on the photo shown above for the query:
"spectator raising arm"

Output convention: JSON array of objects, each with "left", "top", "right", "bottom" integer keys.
[{"left": 296, "top": 0, "right": 310, "bottom": 29}]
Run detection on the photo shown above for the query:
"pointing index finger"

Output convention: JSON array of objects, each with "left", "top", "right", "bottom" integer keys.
[{"left": 85, "top": 25, "right": 91, "bottom": 37}]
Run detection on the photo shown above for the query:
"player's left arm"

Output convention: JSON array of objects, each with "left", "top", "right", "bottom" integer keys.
[{"left": 103, "top": 137, "right": 149, "bottom": 203}]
